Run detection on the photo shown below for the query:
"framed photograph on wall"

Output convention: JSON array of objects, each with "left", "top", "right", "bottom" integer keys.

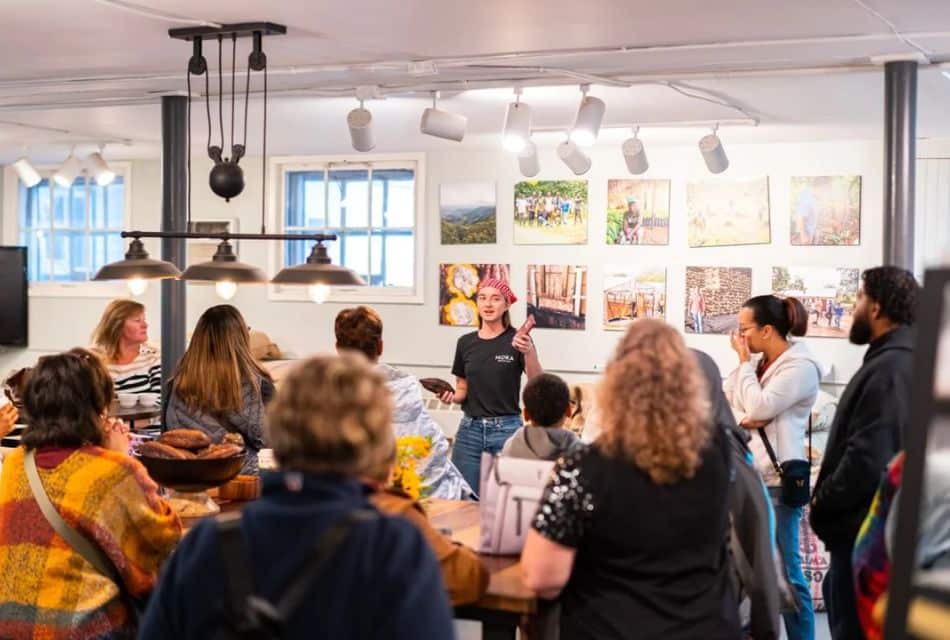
[
  {"left": 187, "top": 219, "right": 239, "bottom": 267},
  {"left": 513, "top": 180, "right": 588, "bottom": 245},
  {"left": 602, "top": 265, "right": 667, "bottom": 331},
  {"left": 605, "top": 179, "right": 671, "bottom": 245},
  {"left": 684, "top": 266, "right": 753, "bottom": 334},
  {"left": 772, "top": 266, "right": 860, "bottom": 339},
  {"left": 439, "top": 182, "right": 497, "bottom": 245},
  {"left": 438, "top": 263, "right": 511, "bottom": 326},
  {"left": 686, "top": 178, "right": 771, "bottom": 248},
  {"left": 790, "top": 176, "right": 861, "bottom": 246},
  {"left": 526, "top": 264, "right": 587, "bottom": 330}
]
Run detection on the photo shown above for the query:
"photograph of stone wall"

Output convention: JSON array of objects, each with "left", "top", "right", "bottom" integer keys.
[{"left": 684, "top": 267, "right": 752, "bottom": 334}]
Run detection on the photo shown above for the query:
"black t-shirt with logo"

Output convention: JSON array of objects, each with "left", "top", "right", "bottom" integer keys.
[{"left": 451, "top": 326, "right": 525, "bottom": 418}]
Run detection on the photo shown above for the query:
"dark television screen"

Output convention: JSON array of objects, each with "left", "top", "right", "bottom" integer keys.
[{"left": 0, "top": 247, "right": 28, "bottom": 346}]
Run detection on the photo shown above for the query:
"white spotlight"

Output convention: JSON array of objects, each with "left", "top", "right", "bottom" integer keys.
[
  {"left": 12, "top": 157, "right": 41, "bottom": 188},
  {"left": 699, "top": 128, "right": 729, "bottom": 174},
  {"left": 127, "top": 278, "right": 148, "bottom": 296},
  {"left": 622, "top": 130, "right": 649, "bottom": 175},
  {"left": 52, "top": 150, "right": 81, "bottom": 187},
  {"left": 502, "top": 92, "right": 532, "bottom": 153},
  {"left": 569, "top": 86, "right": 606, "bottom": 147},
  {"left": 87, "top": 151, "right": 116, "bottom": 186},
  {"left": 348, "top": 102, "right": 375, "bottom": 152},
  {"left": 518, "top": 140, "right": 540, "bottom": 177},
  {"left": 420, "top": 93, "right": 467, "bottom": 142},
  {"left": 557, "top": 140, "right": 591, "bottom": 176}
]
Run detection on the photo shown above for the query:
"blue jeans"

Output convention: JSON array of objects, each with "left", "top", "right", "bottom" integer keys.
[
  {"left": 450, "top": 414, "right": 522, "bottom": 498},
  {"left": 772, "top": 496, "right": 815, "bottom": 640},
  {"left": 691, "top": 312, "right": 704, "bottom": 333}
]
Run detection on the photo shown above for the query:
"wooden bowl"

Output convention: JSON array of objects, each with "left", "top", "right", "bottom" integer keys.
[
  {"left": 216, "top": 474, "right": 261, "bottom": 501},
  {"left": 135, "top": 453, "right": 245, "bottom": 493}
]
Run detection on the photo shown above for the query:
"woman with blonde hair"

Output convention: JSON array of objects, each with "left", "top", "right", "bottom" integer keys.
[
  {"left": 91, "top": 299, "right": 161, "bottom": 393},
  {"left": 165, "top": 305, "right": 273, "bottom": 474},
  {"left": 140, "top": 354, "right": 454, "bottom": 639},
  {"left": 521, "top": 319, "right": 739, "bottom": 640}
]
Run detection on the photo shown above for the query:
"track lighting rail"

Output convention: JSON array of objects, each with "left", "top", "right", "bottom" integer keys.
[{"left": 168, "top": 22, "right": 287, "bottom": 41}]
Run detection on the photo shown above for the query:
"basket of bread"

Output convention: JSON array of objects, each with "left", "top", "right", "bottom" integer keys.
[{"left": 135, "top": 428, "right": 245, "bottom": 493}]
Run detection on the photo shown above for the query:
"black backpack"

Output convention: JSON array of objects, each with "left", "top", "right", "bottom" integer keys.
[{"left": 214, "top": 509, "right": 377, "bottom": 640}]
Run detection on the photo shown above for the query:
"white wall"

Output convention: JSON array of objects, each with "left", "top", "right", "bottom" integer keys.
[{"left": 2, "top": 138, "right": 888, "bottom": 387}]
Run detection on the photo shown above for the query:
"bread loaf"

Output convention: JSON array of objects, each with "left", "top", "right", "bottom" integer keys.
[
  {"left": 222, "top": 433, "right": 245, "bottom": 447},
  {"left": 198, "top": 443, "right": 244, "bottom": 459},
  {"left": 159, "top": 428, "right": 212, "bottom": 451},
  {"left": 138, "top": 440, "right": 194, "bottom": 460}
]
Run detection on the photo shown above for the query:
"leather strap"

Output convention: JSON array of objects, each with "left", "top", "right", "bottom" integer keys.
[
  {"left": 755, "top": 414, "right": 813, "bottom": 475},
  {"left": 24, "top": 449, "right": 123, "bottom": 585}
]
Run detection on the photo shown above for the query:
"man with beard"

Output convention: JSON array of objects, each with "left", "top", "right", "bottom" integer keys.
[{"left": 810, "top": 266, "right": 919, "bottom": 640}]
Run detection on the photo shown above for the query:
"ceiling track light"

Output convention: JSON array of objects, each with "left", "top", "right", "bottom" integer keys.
[
  {"left": 518, "top": 140, "right": 540, "bottom": 178},
  {"left": 569, "top": 84, "right": 606, "bottom": 147},
  {"left": 87, "top": 147, "right": 116, "bottom": 186},
  {"left": 348, "top": 98, "right": 375, "bottom": 152},
  {"left": 12, "top": 156, "right": 41, "bottom": 188},
  {"left": 699, "top": 124, "right": 729, "bottom": 174},
  {"left": 557, "top": 139, "right": 591, "bottom": 175},
  {"left": 420, "top": 91, "right": 467, "bottom": 142},
  {"left": 52, "top": 148, "right": 81, "bottom": 188},
  {"left": 622, "top": 127, "right": 649, "bottom": 175},
  {"left": 502, "top": 87, "right": 532, "bottom": 153}
]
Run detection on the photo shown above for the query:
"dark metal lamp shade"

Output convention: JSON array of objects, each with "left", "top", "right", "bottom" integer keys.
[
  {"left": 179, "top": 239, "right": 267, "bottom": 283},
  {"left": 271, "top": 243, "right": 366, "bottom": 286},
  {"left": 92, "top": 238, "right": 182, "bottom": 281}
]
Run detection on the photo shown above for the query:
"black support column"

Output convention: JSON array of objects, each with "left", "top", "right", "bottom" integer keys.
[
  {"left": 160, "top": 96, "right": 188, "bottom": 392},
  {"left": 883, "top": 60, "right": 917, "bottom": 270}
]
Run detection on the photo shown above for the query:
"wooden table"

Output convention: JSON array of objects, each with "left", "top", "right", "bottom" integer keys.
[
  {"left": 181, "top": 497, "right": 542, "bottom": 640},
  {"left": 426, "top": 500, "right": 542, "bottom": 640}
]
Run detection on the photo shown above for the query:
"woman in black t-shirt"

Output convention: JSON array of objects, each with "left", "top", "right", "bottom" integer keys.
[
  {"left": 521, "top": 320, "right": 740, "bottom": 640},
  {"left": 441, "top": 278, "right": 542, "bottom": 494}
]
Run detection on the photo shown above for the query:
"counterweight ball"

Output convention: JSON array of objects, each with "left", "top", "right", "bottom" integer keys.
[{"left": 209, "top": 161, "right": 245, "bottom": 202}]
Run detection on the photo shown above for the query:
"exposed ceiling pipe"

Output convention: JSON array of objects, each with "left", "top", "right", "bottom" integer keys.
[
  {"left": 94, "top": 0, "right": 222, "bottom": 28},
  {"left": 0, "top": 30, "right": 946, "bottom": 92},
  {"left": 0, "top": 118, "right": 135, "bottom": 144}
]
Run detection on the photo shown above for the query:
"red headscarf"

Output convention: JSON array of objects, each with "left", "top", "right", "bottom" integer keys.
[{"left": 478, "top": 278, "right": 517, "bottom": 305}]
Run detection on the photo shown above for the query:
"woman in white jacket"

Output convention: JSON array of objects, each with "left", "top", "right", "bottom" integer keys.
[{"left": 725, "top": 295, "right": 821, "bottom": 640}]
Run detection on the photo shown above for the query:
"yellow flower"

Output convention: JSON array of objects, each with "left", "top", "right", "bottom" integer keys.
[{"left": 391, "top": 435, "right": 433, "bottom": 501}]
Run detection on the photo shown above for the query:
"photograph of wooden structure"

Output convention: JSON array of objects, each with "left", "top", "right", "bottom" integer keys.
[
  {"left": 526, "top": 264, "right": 587, "bottom": 330},
  {"left": 602, "top": 266, "right": 667, "bottom": 331}
]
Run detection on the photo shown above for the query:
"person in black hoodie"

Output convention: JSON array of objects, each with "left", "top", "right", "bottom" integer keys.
[{"left": 809, "top": 266, "right": 919, "bottom": 640}]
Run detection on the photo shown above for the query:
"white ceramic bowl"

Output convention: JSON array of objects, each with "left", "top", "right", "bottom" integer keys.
[
  {"left": 117, "top": 393, "right": 138, "bottom": 408},
  {"left": 138, "top": 393, "right": 160, "bottom": 407}
]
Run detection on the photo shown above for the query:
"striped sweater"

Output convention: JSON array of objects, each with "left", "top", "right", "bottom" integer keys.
[
  {"left": 0, "top": 446, "right": 181, "bottom": 639},
  {"left": 95, "top": 344, "right": 162, "bottom": 395}
]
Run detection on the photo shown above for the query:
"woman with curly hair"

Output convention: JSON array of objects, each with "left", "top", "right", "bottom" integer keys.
[{"left": 521, "top": 320, "right": 740, "bottom": 640}]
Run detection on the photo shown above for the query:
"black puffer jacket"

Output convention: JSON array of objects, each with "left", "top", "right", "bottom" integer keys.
[{"left": 810, "top": 326, "right": 915, "bottom": 549}]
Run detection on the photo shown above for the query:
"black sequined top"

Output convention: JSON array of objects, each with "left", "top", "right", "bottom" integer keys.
[{"left": 532, "top": 431, "right": 741, "bottom": 640}]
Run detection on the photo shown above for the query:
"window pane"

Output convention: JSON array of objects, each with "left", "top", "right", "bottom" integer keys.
[
  {"left": 105, "top": 179, "right": 125, "bottom": 228},
  {"left": 52, "top": 183, "right": 68, "bottom": 229},
  {"left": 373, "top": 169, "right": 415, "bottom": 228},
  {"left": 282, "top": 230, "right": 316, "bottom": 268},
  {"left": 91, "top": 232, "right": 124, "bottom": 271},
  {"left": 342, "top": 231, "right": 369, "bottom": 280},
  {"left": 69, "top": 178, "right": 87, "bottom": 228},
  {"left": 51, "top": 232, "right": 72, "bottom": 281},
  {"left": 90, "top": 178, "right": 125, "bottom": 229},
  {"left": 70, "top": 232, "right": 90, "bottom": 279},
  {"left": 19, "top": 180, "right": 50, "bottom": 230},
  {"left": 285, "top": 171, "right": 325, "bottom": 228},
  {"left": 384, "top": 233, "right": 414, "bottom": 287},
  {"left": 329, "top": 169, "right": 369, "bottom": 228},
  {"left": 24, "top": 231, "right": 49, "bottom": 281}
]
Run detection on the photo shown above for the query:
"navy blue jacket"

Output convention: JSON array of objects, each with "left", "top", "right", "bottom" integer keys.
[{"left": 139, "top": 472, "right": 455, "bottom": 639}]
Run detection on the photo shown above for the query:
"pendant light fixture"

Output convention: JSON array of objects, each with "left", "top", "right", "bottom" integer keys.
[{"left": 93, "top": 22, "right": 363, "bottom": 300}]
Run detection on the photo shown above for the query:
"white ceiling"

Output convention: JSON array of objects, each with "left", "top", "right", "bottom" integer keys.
[{"left": 1, "top": 0, "right": 949, "bottom": 162}]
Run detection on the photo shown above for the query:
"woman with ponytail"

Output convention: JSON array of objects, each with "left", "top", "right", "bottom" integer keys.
[{"left": 724, "top": 295, "right": 822, "bottom": 640}]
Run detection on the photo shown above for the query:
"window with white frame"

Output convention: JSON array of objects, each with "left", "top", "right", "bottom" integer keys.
[
  {"left": 277, "top": 157, "right": 422, "bottom": 301},
  {"left": 17, "top": 174, "right": 127, "bottom": 284}
]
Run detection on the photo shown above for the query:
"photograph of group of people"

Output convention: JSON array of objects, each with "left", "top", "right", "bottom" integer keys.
[
  {"left": 772, "top": 267, "right": 860, "bottom": 339},
  {"left": 513, "top": 180, "right": 589, "bottom": 245}
]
